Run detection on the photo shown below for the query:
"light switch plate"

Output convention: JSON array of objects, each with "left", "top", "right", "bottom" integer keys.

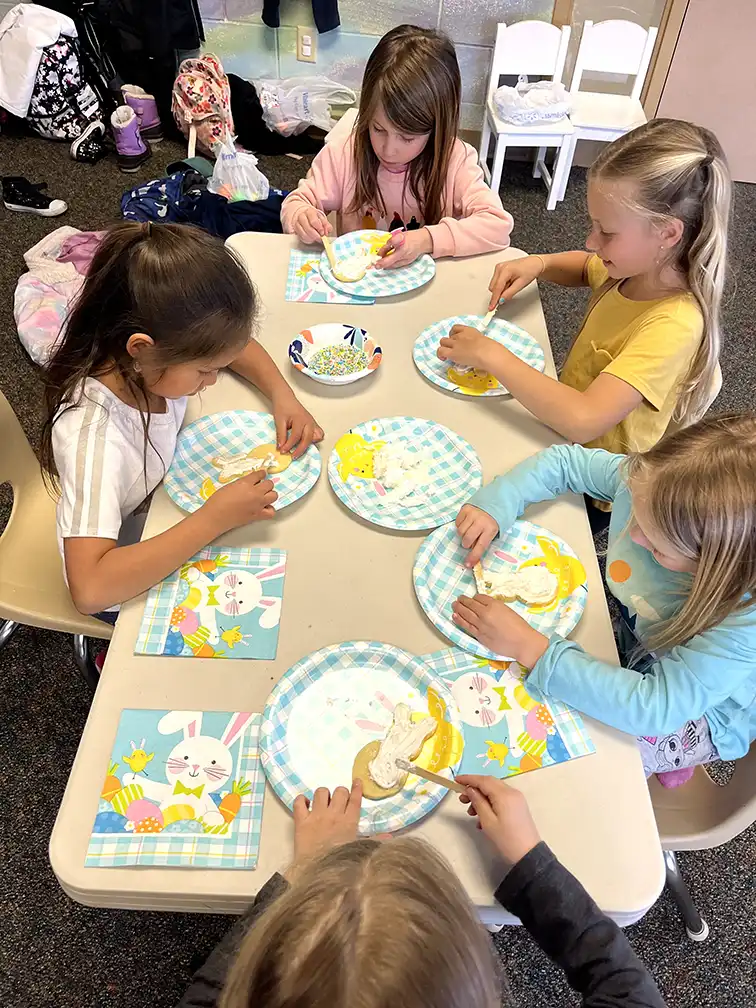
[{"left": 296, "top": 25, "right": 317, "bottom": 63}]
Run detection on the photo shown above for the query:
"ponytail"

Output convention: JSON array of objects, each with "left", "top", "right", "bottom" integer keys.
[{"left": 591, "top": 119, "right": 732, "bottom": 428}]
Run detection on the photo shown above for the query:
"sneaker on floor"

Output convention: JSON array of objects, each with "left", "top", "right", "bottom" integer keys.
[
  {"left": 2, "top": 176, "right": 67, "bottom": 216},
  {"left": 121, "top": 84, "right": 164, "bottom": 142},
  {"left": 110, "top": 105, "right": 151, "bottom": 173},
  {"left": 70, "top": 119, "right": 108, "bottom": 163}
]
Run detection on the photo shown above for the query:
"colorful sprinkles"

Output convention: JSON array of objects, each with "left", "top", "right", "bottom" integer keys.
[{"left": 309, "top": 344, "right": 369, "bottom": 376}]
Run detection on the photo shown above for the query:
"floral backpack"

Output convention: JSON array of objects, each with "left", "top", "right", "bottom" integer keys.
[{"left": 171, "top": 53, "right": 234, "bottom": 157}]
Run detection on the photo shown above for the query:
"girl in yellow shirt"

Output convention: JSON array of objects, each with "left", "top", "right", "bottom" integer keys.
[{"left": 438, "top": 119, "right": 731, "bottom": 458}]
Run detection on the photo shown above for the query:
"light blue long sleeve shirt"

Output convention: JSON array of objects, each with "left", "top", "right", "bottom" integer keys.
[{"left": 470, "top": 445, "right": 756, "bottom": 760}]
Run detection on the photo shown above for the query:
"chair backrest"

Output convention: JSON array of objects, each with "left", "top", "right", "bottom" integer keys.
[
  {"left": 0, "top": 390, "right": 110, "bottom": 637},
  {"left": 0, "top": 388, "right": 42, "bottom": 493},
  {"left": 651, "top": 743, "right": 756, "bottom": 851},
  {"left": 487, "top": 21, "right": 572, "bottom": 101},
  {"left": 570, "top": 20, "right": 659, "bottom": 100}
]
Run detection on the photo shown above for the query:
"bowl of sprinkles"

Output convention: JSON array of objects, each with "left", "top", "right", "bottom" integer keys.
[{"left": 289, "top": 323, "right": 382, "bottom": 386}]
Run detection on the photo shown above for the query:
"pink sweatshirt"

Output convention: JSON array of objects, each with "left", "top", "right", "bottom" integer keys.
[{"left": 281, "top": 133, "right": 514, "bottom": 258}]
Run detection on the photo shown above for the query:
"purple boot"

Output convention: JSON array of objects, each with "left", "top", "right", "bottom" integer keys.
[
  {"left": 110, "top": 105, "right": 151, "bottom": 173},
  {"left": 121, "top": 85, "right": 164, "bottom": 143}
]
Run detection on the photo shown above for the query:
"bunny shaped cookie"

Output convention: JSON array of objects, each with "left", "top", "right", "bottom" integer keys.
[{"left": 122, "top": 711, "right": 253, "bottom": 827}]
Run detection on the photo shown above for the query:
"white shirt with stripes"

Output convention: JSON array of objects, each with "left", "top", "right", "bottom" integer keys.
[{"left": 53, "top": 378, "right": 187, "bottom": 554}]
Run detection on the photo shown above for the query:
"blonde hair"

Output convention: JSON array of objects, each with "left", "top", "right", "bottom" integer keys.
[
  {"left": 219, "top": 837, "right": 503, "bottom": 1008},
  {"left": 349, "top": 25, "right": 461, "bottom": 227},
  {"left": 590, "top": 118, "right": 731, "bottom": 428},
  {"left": 626, "top": 412, "right": 756, "bottom": 652}
]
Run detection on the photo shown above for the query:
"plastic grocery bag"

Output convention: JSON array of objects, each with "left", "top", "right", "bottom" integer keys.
[
  {"left": 493, "top": 76, "right": 569, "bottom": 126},
  {"left": 255, "top": 76, "right": 356, "bottom": 136},
  {"left": 208, "top": 137, "right": 270, "bottom": 202}
]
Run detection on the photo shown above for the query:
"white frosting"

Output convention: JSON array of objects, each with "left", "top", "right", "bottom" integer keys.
[
  {"left": 516, "top": 566, "right": 559, "bottom": 604},
  {"left": 368, "top": 704, "right": 437, "bottom": 789},
  {"left": 372, "top": 441, "right": 431, "bottom": 506},
  {"left": 214, "top": 450, "right": 277, "bottom": 480},
  {"left": 334, "top": 251, "right": 377, "bottom": 282},
  {"left": 476, "top": 563, "right": 558, "bottom": 605}
]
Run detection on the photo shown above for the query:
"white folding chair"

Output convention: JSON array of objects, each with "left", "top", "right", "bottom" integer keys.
[
  {"left": 478, "top": 21, "right": 573, "bottom": 211},
  {"left": 555, "top": 20, "right": 659, "bottom": 202}
]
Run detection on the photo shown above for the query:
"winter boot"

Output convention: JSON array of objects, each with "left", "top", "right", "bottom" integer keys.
[
  {"left": 2, "top": 176, "right": 67, "bottom": 216},
  {"left": 111, "top": 105, "right": 151, "bottom": 173},
  {"left": 70, "top": 120, "right": 108, "bottom": 163},
  {"left": 121, "top": 85, "right": 164, "bottom": 142}
]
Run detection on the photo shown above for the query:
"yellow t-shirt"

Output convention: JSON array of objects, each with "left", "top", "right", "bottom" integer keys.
[{"left": 559, "top": 255, "right": 703, "bottom": 455}]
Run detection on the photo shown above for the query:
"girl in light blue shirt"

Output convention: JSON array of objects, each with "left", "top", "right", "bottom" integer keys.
[{"left": 452, "top": 413, "right": 756, "bottom": 788}]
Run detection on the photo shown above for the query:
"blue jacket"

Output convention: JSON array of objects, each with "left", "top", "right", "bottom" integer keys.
[{"left": 470, "top": 445, "right": 756, "bottom": 761}]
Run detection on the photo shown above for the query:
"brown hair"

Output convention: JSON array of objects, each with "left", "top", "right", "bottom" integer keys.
[
  {"left": 220, "top": 837, "right": 504, "bottom": 1008},
  {"left": 590, "top": 119, "right": 731, "bottom": 428},
  {"left": 349, "top": 25, "right": 461, "bottom": 227},
  {"left": 39, "top": 221, "right": 257, "bottom": 487},
  {"left": 626, "top": 412, "right": 756, "bottom": 651}
]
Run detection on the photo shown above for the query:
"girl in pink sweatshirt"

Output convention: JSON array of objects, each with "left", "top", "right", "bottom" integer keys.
[{"left": 281, "top": 24, "right": 514, "bottom": 269}]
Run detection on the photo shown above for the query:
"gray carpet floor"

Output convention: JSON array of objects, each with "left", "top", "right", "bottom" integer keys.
[{"left": 1, "top": 132, "right": 754, "bottom": 1008}]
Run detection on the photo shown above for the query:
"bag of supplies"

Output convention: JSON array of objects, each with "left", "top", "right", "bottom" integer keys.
[
  {"left": 255, "top": 76, "right": 356, "bottom": 136},
  {"left": 493, "top": 77, "right": 569, "bottom": 126},
  {"left": 208, "top": 137, "right": 270, "bottom": 202}
]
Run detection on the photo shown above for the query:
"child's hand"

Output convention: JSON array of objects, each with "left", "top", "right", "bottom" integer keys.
[
  {"left": 456, "top": 505, "right": 498, "bottom": 567},
  {"left": 293, "top": 206, "right": 332, "bottom": 244},
  {"left": 487, "top": 255, "right": 545, "bottom": 309},
  {"left": 456, "top": 775, "right": 541, "bottom": 868},
  {"left": 292, "top": 781, "right": 363, "bottom": 861},
  {"left": 452, "top": 594, "right": 549, "bottom": 667},
  {"left": 373, "top": 228, "right": 432, "bottom": 269},
  {"left": 437, "top": 325, "right": 496, "bottom": 370},
  {"left": 272, "top": 392, "right": 324, "bottom": 459},
  {"left": 203, "top": 470, "right": 278, "bottom": 531}
]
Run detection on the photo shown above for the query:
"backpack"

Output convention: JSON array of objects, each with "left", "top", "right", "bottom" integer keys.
[
  {"left": 171, "top": 53, "right": 234, "bottom": 157},
  {"left": 27, "top": 33, "right": 102, "bottom": 140}
]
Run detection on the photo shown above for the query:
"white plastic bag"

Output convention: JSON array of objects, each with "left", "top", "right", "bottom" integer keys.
[
  {"left": 493, "top": 76, "right": 569, "bottom": 126},
  {"left": 255, "top": 76, "right": 356, "bottom": 136},
  {"left": 208, "top": 137, "right": 270, "bottom": 202}
]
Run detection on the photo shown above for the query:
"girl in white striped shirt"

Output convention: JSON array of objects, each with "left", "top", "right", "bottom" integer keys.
[{"left": 40, "top": 222, "right": 321, "bottom": 619}]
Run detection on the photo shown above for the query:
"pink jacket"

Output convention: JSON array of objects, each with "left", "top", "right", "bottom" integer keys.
[{"left": 281, "top": 134, "right": 514, "bottom": 259}]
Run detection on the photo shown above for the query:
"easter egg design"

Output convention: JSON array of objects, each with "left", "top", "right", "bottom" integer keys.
[
  {"left": 92, "top": 811, "right": 129, "bottom": 833},
  {"left": 125, "top": 798, "right": 163, "bottom": 825},
  {"left": 162, "top": 820, "right": 200, "bottom": 834},
  {"left": 133, "top": 816, "right": 164, "bottom": 834},
  {"left": 111, "top": 783, "right": 144, "bottom": 816},
  {"left": 162, "top": 803, "right": 195, "bottom": 826}
]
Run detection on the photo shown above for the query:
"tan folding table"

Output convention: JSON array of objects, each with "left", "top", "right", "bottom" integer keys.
[{"left": 50, "top": 234, "right": 664, "bottom": 926}]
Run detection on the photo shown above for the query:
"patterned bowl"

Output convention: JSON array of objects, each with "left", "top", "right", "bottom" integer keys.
[{"left": 288, "top": 322, "right": 382, "bottom": 386}]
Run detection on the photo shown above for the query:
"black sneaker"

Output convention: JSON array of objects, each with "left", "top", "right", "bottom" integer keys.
[
  {"left": 70, "top": 120, "right": 108, "bottom": 164},
  {"left": 2, "top": 176, "right": 67, "bottom": 216}
]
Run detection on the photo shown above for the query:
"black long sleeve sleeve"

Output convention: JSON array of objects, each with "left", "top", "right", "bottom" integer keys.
[
  {"left": 176, "top": 874, "right": 289, "bottom": 1008},
  {"left": 496, "top": 842, "right": 666, "bottom": 1008}
]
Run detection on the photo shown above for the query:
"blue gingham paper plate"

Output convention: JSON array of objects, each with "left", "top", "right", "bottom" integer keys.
[
  {"left": 327, "top": 416, "right": 483, "bottom": 531},
  {"left": 422, "top": 648, "right": 594, "bottom": 778},
  {"left": 319, "top": 229, "right": 435, "bottom": 299},
  {"left": 260, "top": 641, "right": 465, "bottom": 835},
  {"left": 414, "top": 315, "right": 546, "bottom": 396},
  {"left": 86, "top": 710, "right": 264, "bottom": 868},
  {"left": 165, "top": 410, "right": 321, "bottom": 514},
  {"left": 414, "top": 520, "right": 588, "bottom": 660}
]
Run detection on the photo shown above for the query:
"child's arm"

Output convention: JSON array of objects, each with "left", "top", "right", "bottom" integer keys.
[
  {"left": 423, "top": 143, "right": 514, "bottom": 258},
  {"left": 229, "top": 340, "right": 323, "bottom": 457},
  {"left": 458, "top": 445, "right": 623, "bottom": 565},
  {"left": 438, "top": 329, "right": 643, "bottom": 444},
  {"left": 280, "top": 141, "right": 346, "bottom": 242},
  {"left": 527, "top": 619, "right": 756, "bottom": 739},
  {"left": 488, "top": 251, "right": 591, "bottom": 307},
  {"left": 64, "top": 472, "right": 277, "bottom": 614},
  {"left": 458, "top": 777, "right": 665, "bottom": 1008}
]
